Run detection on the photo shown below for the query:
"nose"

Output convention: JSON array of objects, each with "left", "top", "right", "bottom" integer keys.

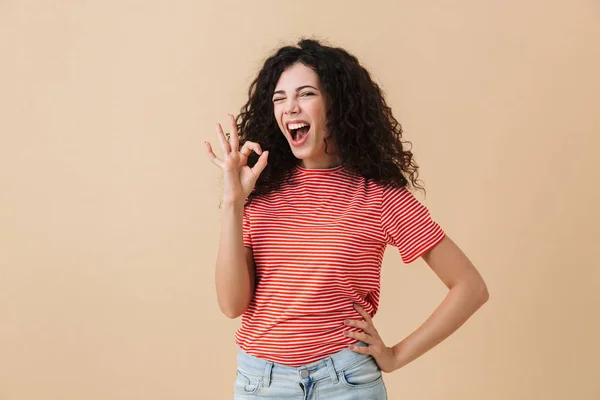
[{"left": 284, "top": 98, "right": 300, "bottom": 115}]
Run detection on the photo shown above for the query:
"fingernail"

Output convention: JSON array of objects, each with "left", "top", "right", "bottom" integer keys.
[
  {"left": 343, "top": 319, "right": 349, "bottom": 325},
  {"left": 348, "top": 345, "right": 354, "bottom": 350}
]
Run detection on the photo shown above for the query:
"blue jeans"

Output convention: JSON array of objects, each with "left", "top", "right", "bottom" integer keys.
[{"left": 233, "top": 341, "right": 387, "bottom": 399}]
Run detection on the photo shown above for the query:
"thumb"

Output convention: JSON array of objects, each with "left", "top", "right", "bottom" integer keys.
[{"left": 251, "top": 150, "right": 269, "bottom": 177}]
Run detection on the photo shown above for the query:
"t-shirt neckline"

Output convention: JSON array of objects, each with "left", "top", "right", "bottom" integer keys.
[{"left": 294, "top": 164, "right": 344, "bottom": 173}]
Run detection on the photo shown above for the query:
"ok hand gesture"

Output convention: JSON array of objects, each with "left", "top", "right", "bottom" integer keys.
[{"left": 205, "top": 114, "right": 269, "bottom": 204}]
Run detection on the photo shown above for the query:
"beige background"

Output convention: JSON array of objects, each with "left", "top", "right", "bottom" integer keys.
[{"left": 1, "top": 1, "right": 599, "bottom": 399}]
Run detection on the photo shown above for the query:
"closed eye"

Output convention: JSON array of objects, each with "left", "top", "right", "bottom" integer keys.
[{"left": 273, "top": 92, "right": 315, "bottom": 102}]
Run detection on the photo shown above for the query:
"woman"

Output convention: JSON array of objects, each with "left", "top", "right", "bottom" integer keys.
[{"left": 205, "top": 39, "right": 489, "bottom": 399}]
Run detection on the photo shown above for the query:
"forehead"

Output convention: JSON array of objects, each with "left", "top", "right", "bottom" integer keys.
[{"left": 275, "top": 63, "right": 321, "bottom": 90}]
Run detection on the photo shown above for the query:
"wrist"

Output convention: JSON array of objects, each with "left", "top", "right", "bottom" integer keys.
[
  {"left": 222, "top": 199, "right": 245, "bottom": 210},
  {"left": 391, "top": 342, "right": 409, "bottom": 372}
]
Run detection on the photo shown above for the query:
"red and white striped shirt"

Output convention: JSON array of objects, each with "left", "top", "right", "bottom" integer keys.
[{"left": 236, "top": 164, "right": 445, "bottom": 366}]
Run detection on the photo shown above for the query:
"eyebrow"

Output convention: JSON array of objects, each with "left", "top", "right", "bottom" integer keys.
[{"left": 273, "top": 85, "right": 319, "bottom": 96}]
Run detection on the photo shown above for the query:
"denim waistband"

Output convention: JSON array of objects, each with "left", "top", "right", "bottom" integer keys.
[{"left": 236, "top": 341, "right": 372, "bottom": 388}]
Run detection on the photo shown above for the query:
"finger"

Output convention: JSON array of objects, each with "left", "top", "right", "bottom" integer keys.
[
  {"left": 348, "top": 318, "right": 379, "bottom": 338},
  {"left": 348, "top": 344, "right": 371, "bottom": 354},
  {"left": 344, "top": 318, "right": 370, "bottom": 332},
  {"left": 216, "top": 122, "right": 231, "bottom": 153},
  {"left": 345, "top": 330, "right": 374, "bottom": 345},
  {"left": 239, "top": 141, "right": 262, "bottom": 158},
  {"left": 228, "top": 114, "right": 239, "bottom": 152},
  {"left": 205, "top": 141, "right": 224, "bottom": 168},
  {"left": 250, "top": 150, "right": 269, "bottom": 176},
  {"left": 354, "top": 304, "right": 373, "bottom": 324}
]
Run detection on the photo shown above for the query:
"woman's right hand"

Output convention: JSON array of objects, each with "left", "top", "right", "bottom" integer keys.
[{"left": 205, "top": 114, "right": 269, "bottom": 204}]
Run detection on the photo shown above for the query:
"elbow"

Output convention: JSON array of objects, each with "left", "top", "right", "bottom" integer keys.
[
  {"left": 476, "top": 280, "right": 490, "bottom": 307},
  {"left": 216, "top": 284, "right": 252, "bottom": 319},
  {"left": 453, "top": 276, "right": 489, "bottom": 308},
  {"left": 465, "top": 269, "right": 490, "bottom": 307},
  {"left": 218, "top": 302, "right": 248, "bottom": 319},
  {"left": 223, "top": 309, "right": 242, "bottom": 319}
]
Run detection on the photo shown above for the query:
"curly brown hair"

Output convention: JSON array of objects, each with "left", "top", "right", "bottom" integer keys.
[{"left": 231, "top": 38, "right": 425, "bottom": 207}]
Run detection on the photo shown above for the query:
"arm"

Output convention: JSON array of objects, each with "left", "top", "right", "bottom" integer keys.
[
  {"left": 214, "top": 199, "right": 256, "bottom": 319},
  {"left": 391, "top": 235, "right": 489, "bottom": 369}
]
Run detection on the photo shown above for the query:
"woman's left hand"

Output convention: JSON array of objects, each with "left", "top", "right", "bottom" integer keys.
[{"left": 344, "top": 303, "right": 398, "bottom": 373}]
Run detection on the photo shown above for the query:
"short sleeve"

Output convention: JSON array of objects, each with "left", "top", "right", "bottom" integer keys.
[
  {"left": 380, "top": 184, "right": 446, "bottom": 264},
  {"left": 242, "top": 202, "right": 252, "bottom": 248}
]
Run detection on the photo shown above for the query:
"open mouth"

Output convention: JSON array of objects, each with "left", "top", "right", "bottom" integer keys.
[{"left": 288, "top": 122, "right": 311, "bottom": 143}]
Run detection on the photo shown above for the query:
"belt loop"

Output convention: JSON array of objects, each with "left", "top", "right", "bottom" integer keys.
[
  {"left": 263, "top": 361, "right": 273, "bottom": 388},
  {"left": 325, "top": 356, "right": 339, "bottom": 384}
]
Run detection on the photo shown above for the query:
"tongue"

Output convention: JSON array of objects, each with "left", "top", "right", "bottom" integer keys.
[{"left": 296, "top": 126, "right": 309, "bottom": 140}]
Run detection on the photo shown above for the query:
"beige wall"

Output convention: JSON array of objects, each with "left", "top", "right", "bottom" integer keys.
[{"left": 1, "top": 1, "right": 599, "bottom": 399}]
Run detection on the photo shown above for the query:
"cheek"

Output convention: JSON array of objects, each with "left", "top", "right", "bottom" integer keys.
[
  {"left": 308, "top": 103, "right": 326, "bottom": 125},
  {"left": 273, "top": 107, "right": 284, "bottom": 132}
]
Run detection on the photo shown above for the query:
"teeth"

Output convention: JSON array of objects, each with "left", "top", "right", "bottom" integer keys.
[{"left": 287, "top": 122, "right": 309, "bottom": 130}]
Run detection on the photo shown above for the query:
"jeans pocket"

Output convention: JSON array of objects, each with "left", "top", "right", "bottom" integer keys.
[
  {"left": 234, "top": 369, "right": 263, "bottom": 395},
  {"left": 339, "top": 356, "right": 384, "bottom": 389}
]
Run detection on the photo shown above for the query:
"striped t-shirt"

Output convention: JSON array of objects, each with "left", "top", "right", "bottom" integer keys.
[{"left": 236, "top": 164, "right": 445, "bottom": 366}]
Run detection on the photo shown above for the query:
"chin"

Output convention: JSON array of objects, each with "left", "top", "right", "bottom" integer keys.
[{"left": 291, "top": 148, "right": 314, "bottom": 158}]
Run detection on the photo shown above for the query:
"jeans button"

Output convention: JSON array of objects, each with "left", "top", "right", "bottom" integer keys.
[{"left": 300, "top": 369, "right": 309, "bottom": 378}]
